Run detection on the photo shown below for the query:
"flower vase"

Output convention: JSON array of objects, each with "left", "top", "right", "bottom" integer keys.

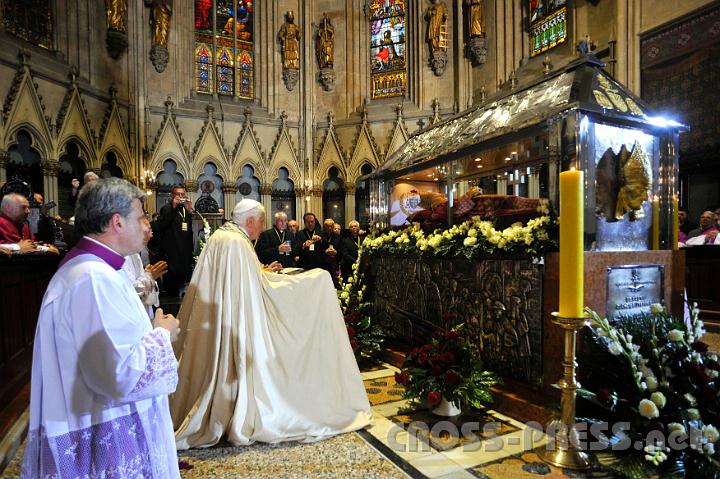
[{"left": 432, "top": 397, "right": 461, "bottom": 416}]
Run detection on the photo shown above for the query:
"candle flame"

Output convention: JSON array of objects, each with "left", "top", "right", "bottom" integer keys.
[
  {"left": 570, "top": 166, "right": 576, "bottom": 171},
  {"left": 653, "top": 195, "right": 659, "bottom": 201}
]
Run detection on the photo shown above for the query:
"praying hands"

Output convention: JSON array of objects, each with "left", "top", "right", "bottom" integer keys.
[
  {"left": 145, "top": 260, "right": 169, "bottom": 280},
  {"left": 263, "top": 261, "right": 283, "bottom": 273}
]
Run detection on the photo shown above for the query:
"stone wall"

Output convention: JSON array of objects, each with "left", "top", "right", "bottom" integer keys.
[{"left": 0, "top": 0, "right": 712, "bottom": 225}]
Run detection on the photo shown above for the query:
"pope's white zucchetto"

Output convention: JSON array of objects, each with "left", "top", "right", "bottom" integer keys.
[{"left": 232, "top": 199, "right": 264, "bottom": 224}]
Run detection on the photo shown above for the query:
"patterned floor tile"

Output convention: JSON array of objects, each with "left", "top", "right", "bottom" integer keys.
[
  {"left": 390, "top": 407, "right": 519, "bottom": 452},
  {"left": 469, "top": 450, "right": 619, "bottom": 479},
  {"left": 364, "top": 375, "right": 406, "bottom": 406}
]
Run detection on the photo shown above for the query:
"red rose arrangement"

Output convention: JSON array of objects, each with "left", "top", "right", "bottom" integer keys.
[
  {"left": 343, "top": 304, "right": 383, "bottom": 361},
  {"left": 395, "top": 314, "right": 499, "bottom": 410}
]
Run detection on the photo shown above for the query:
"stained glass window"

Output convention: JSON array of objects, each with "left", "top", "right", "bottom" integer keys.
[
  {"left": 2, "top": 0, "right": 53, "bottom": 49},
  {"left": 529, "top": 0, "right": 567, "bottom": 57},
  {"left": 369, "top": 0, "right": 406, "bottom": 100},
  {"left": 194, "top": 0, "right": 254, "bottom": 100}
]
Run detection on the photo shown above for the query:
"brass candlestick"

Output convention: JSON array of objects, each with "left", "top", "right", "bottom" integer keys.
[{"left": 540, "top": 312, "right": 592, "bottom": 470}]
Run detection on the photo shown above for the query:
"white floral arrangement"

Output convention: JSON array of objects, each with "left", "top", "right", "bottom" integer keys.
[
  {"left": 361, "top": 209, "right": 556, "bottom": 260},
  {"left": 193, "top": 212, "right": 215, "bottom": 265},
  {"left": 582, "top": 303, "right": 720, "bottom": 476}
]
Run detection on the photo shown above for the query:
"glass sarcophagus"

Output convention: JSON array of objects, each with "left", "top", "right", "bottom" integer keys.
[
  {"left": 362, "top": 55, "right": 684, "bottom": 252},
  {"left": 359, "top": 56, "right": 685, "bottom": 389}
]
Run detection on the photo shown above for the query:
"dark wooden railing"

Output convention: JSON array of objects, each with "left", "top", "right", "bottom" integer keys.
[
  {"left": 685, "top": 246, "right": 720, "bottom": 323},
  {"left": 0, "top": 254, "right": 60, "bottom": 407}
]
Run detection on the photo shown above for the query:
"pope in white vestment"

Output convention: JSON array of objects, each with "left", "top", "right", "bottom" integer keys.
[
  {"left": 21, "top": 178, "right": 180, "bottom": 478},
  {"left": 171, "top": 200, "right": 372, "bottom": 449}
]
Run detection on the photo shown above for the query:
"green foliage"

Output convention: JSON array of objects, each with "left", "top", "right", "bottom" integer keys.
[
  {"left": 395, "top": 316, "right": 500, "bottom": 410},
  {"left": 581, "top": 303, "right": 720, "bottom": 478},
  {"left": 338, "top": 251, "right": 384, "bottom": 360}
]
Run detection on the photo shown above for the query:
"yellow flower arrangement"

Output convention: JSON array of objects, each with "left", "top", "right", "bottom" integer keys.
[{"left": 361, "top": 214, "right": 557, "bottom": 260}]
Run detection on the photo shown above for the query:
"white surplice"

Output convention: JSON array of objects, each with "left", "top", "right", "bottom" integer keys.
[
  {"left": 21, "top": 240, "right": 180, "bottom": 478},
  {"left": 171, "top": 222, "right": 372, "bottom": 449},
  {"left": 122, "top": 252, "right": 160, "bottom": 319}
]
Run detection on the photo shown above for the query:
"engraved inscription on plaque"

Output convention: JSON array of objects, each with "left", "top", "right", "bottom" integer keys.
[{"left": 606, "top": 265, "right": 664, "bottom": 321}]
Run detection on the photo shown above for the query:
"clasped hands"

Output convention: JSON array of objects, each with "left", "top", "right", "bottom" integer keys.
[
  {"left": 278, "top": 243, "right": 292, "bottom": 253},
  {"left": 303, "top": 235, "right": 322, "bottom": 249},
  {"left": 262, "top": 261, "right": 283, "bottom": 273},
  {"left": 153, "top": 307, "right": 180, "bottom": 342},
  {"left": 19, "top": 239, "right": 59, "bottom": 255},
  {"left": 145, "top": 260, "right": 168, "bottom": 280}
]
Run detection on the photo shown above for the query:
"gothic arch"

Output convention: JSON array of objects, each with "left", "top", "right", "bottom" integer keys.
[
  {"left": 4, "top": 124, "right": 50, "bottom": 160},
  {"left": 55, "top": 85, "right": 98, "bottom": 168},
  {"left": 2, "top": 64, "right": 52, "bottom": 159}
]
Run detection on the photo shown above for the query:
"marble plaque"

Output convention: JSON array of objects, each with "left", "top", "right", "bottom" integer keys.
[{"left": 606, "top": 264, "right": 664, "bottom": 321}]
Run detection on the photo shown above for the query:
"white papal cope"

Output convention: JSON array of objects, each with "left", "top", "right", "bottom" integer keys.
[{"left": 171, "top": 221, "right": 372, "bottom": 448}]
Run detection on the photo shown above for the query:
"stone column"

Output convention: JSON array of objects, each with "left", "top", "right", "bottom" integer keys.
[
  {"left": 41, "top": 159, "right": 60, "bottom": 204},
  {"left": 344, "top": 184, "right": 356, "bottom": 226},
  {"left": 185, "top": 179, "right": 199, "bottom": 205},
  {"left": 145, "top": 186, "right": 158, "bottom": 215},
  {"left": 295, "top": 188, "right": 306, "bottom": 222},
  {"left": 260, "top": 184, "right": 273, "bottom": 228},
  {"left": 311, "top": 188, "right": 323, "bottom": 220},
  {"left": 0, "top": 151, "right": 8, "bottom": 184},
  {"left": 222, "top": 182, "right": 238, "bottom": 220}
]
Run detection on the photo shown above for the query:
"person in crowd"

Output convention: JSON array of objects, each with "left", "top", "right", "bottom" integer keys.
[
  {"left": 171, "top": 199, "right": 371, "bottom": 449},
  {"left": 298, "top": 212, "right": 324, "bottom": 270},
  {"left": 288, "top": 219, "right": 299, "bottom": 235},
  {"left": 255, "top": 211, "right": 295, "bottom": 268},
  {"left": 69, "top": 171, "right": 99, "bottom": 208},
  {"left": 20, "top": 178, "right": 180, "bottom": 478},
  {"left": 686, "top": 210, "right": 719, "bottom": 245},
  {"left": 678, "top": 208, "right": 697, "bottom": 238},
  {"left": 0, "top": 193, "right": 58, "bottom": 254},
  {"left": 322, "top": 218, "right": 342, "bottom": 285},
  {"left": 122, "top": 215, "right": 169, "bottom": 318},
  {"left": 154, "top": 185, "right": 194, "bottom": 296},
  {"left": 340, "top": 220, "right": 365, "bottom": 280},
  {"left": 287, "top": 219, "right": 300, "bottom": 264},
  {"left": 32, "top": 192, "right": 58, "bottom": 245}
]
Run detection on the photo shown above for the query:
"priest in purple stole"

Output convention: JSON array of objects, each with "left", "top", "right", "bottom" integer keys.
[{"left": 21, "top": 178, "right": 181, "bottom": 478}]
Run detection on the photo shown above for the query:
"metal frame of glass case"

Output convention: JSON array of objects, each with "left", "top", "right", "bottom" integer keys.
[{"left": 360, "top": 55, "right": 685, "bottom": 251}]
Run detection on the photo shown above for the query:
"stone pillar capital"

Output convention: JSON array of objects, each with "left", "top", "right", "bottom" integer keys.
[
  {"left": 345, "top": 184, "right": 356, "bottom": 194},
  {"left": 222, "top": 182, "right": 238, "bottom": 194},
  {"left": 0, "top": 151, "right": 8, "bottom": 169},
  {"left": 259, "top": 184, "right": 273, "bottom": 195},
  {"left": 41, "top": 159, "right": 61, "bottom": 176},
  {"left": 311, "top": 188, "right": 323, "bottom": 197},
  {"left": 184, "top": 179, "right": 199, "bottom": 191}
]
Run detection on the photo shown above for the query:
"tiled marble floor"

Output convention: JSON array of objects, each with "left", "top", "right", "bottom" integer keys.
[
  {"left": 358, "top": 362, "right": 620, "bottom": 479},
  {"left": 2, "top": 361, "right": 625, "bottom": 478}
]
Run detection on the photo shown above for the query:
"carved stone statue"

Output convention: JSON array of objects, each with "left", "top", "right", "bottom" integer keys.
[
  {"left": 278, "top": 11, "right": 301, "bottom": 91},
  {"left": 466, "top": 0, "right": 484, "bottom": 37},
  {"left": 278, "top": 11, "right": 301, "bottom": 70},
  {"left": 426, "top": 0, "right": 447, "bottom": 53},
  {"left": 315, "top": 13, "right": 336, "bottom": 91},
  {"left": 465, "top": 0, "right": 487, "bottom": 64},
  {"left": 316, "top": 13, "right": 334, "bottom": 69},
  {"left": 105, "top": 0, "right": 128, "bottom": 59},
  {"left": 426, "top": 0, "right": 448, "bottom": 76},
  {"left": 146, "top": 0, "right": 172, "bottom": 47},
  {"left": 145, "top": 0, "right": 173, "bottom": 73},
  {"left": 105, "top": 0, "right": 127, "bottom": 32}
]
